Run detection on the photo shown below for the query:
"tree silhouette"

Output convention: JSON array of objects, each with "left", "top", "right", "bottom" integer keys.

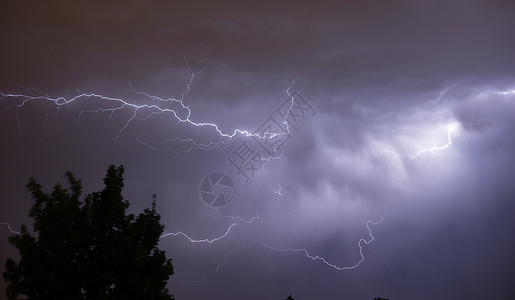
[
  {"left": 3, "top": 165, "right": 174, "bottom": 299},
  {"left": 285, "top": 295, "right": 295, "bottom": 300}
]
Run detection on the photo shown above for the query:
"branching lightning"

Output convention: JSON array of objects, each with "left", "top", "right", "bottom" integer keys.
[
  {"left": 179, "top": 242, "right": 253, "bottom": 283},
  {"left": 167, "top": 207, "right": 383, "bottom": 282},
  {"left": 135, "top": 136, "right": 233, "bottom": 154},
  {"left": 0, "top": 58, "right": 407, "bottom": 286},
  {"left": 0, "top": 58, "right": 292, "bottom": 152},
  {"left": 1, "top": 90, "right": 259, "bottom": 141},
  {"left": 160, "top": 213, "right": 260, "bottom": 243},
  {"left": 273, "top": 184, "right": 285, "bottom": 196},
  {"left": 178, "top": 210, "right": 383, "bottom": 283},
  {"left": 255, "top": 210, "right": 383, "bottom": 271}
]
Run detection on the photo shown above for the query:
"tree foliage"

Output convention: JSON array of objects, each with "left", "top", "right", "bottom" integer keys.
[{"left": 3, "top": 165, "right": 174, "bottom": 299}]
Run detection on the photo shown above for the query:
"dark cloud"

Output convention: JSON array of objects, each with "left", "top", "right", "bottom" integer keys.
[{"left": 1, "top": 1, "right": 515, "bottom": 299}]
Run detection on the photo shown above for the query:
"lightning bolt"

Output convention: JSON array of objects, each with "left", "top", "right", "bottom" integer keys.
[
  {"left": 178, "top": 242, "right": 253, "bottom": 283},
  {"left": 162, "top": 214, "right": 260, "bottom": 283},
  {"left": 160, "top": 213, "right": 260, "bottom": 242},
  {"left": 1, "top": 90, "right": 260, "bottom": 141},
  {"left": 0, "top": 222, "right": 21, "bottom": 235},
  {"left": 135, "top": 136, "right": 233, "bottom": 154},
  {"left": 1, "top": 57, "right": 402, "bottom": 285},
  {"left": 1, "top": 66, "right": 320, "bottom": 287},
  {"left": 383, "top": 123, "right": 458, "bottom": 159},
  {"left": 255, "top": 210, "right": 383, "bottom": 271},
  {"left": 0, "top": 58, "right": 295, "bottom": 153},
  {"left": 273, "top": 184, "right": 285, "bottom": 196},
  {"left": 178, "top": 210, "right": 382, "bottom": 283}
]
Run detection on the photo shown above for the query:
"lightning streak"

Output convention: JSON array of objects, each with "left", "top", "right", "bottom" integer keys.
[
  {"left": 0, "top": 222, "right": 21, "bottom": 235},
  {"left": 182, "top": 211, "right": 384, "bottom": 282},
  {"left": 1, "top": 90, "right": 263, "bottom": 141},
  {"left": 0, "top": 58, "right": 293, "bottom": 149},
  {"left": 179, "top": 242, "right": 253, "bottom": 283},
  {"left": 384, "top": 123, "right": 458, "bottom": 159},
  {"left": 135, "top": 136, "right": 233, "bottom": 154},
  {"left": 274, "top": 184, "right": 284, "bottom": 196},
  {"left": 160, "top": 222, "right": 238, "bottom": 243},
  {"left": 164, "top": 213, "right": 260, "bottom": 283},
  {"left": 255, "top": 211, "right": 383, "bottom": 271},
  {"left": 160, "top": 213, "right": 259, "bottom": 242},
  {"left": 200, "top": 213, "right": 261, "bottom": 224}
]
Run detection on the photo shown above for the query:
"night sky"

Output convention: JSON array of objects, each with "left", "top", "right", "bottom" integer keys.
[{"left": 1, "top": 1, "right": 515, "bottom": 299}]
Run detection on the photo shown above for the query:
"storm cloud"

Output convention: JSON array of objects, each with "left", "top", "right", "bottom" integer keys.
[{"left": 1, "top": 1, "right": 515, "bottom": 299}]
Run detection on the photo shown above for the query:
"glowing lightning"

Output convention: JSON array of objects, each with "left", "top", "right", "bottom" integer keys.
[
  {"left": 383, "top": 123, "right": 458, "bottom": 159},
  {"left": 135, "top": 136, "right": 233, "bottom": 154},
  {"left": 160, "top": 222, "right": 238, "bottom": 243},
  {"left": 0, "top": 222, "right": 21, "bottom": 235},
  {"left": 0, "top": 58, "right": 294, "bottom": 150},
  {"left": 179, "top": 242, "right": 253, "bottom": 283},
  {"left": 160, "top": 213, "right": 260, "bottom": 243},
  {"left": 274, "top": 184, "right": 284, "bottom": 196},
  {"left": 255, "top": 211, "right": 383, "bottom": 271},
  {"left": 498, "top": 90, "right": 515, "bottom": 96},
  {"left": 180, "top": 211, "right": 383, "bottom": 283},
  {"left": 1, "top": 90, "right": 265, "bottom": 141}
]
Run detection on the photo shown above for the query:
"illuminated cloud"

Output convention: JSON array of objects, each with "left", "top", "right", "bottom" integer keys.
[{"left": 1, "top": 1, "right": 515, "bottom": 299}]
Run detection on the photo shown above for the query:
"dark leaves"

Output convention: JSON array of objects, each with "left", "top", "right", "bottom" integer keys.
[{"left": 3, "top": 165, "right": 174, "bottom": 300}]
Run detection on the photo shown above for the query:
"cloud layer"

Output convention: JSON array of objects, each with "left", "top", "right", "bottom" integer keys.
[{"left": 1, "top": 1, "right": 515, "bottom": 299}]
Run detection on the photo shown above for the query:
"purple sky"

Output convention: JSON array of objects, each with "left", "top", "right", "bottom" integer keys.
[{"left": 1, "top": 1, "right": 515, "bottom": 299}]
